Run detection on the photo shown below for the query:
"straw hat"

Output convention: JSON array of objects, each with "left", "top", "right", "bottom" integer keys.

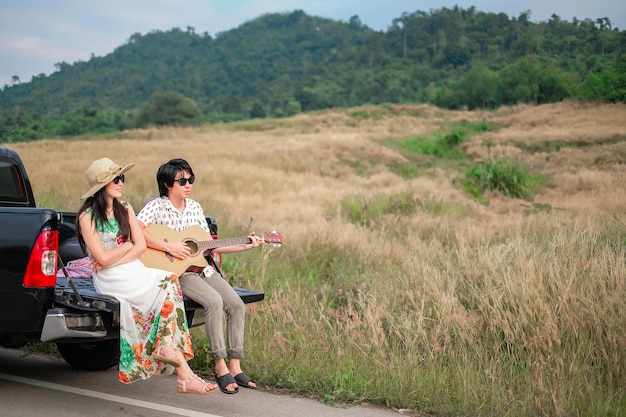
[{"left": 81, "top": 157, "right": 135, "bottom": 199}]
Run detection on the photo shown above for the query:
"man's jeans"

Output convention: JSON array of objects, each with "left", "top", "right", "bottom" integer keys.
[{"left": 180, "top": 270, "right": 245, "bottom": 360}]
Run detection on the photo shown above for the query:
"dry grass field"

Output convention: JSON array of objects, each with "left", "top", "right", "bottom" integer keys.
[
  {"left": 7, "top": 100, "right": 626, "bottom": 416},
  {"left": 13, "top": 100, "right": 626, "bottom": 227}
]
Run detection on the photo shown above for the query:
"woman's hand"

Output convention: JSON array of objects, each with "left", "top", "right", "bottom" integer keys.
[
  {"left": 121, "top": 240, "right": 134, "bottom": 253},
  {"left": 93, "top": 241, "right": 134, "bottom": 270},
  {"left": 91, "top": 258, "right": 102, "bottom": 272}
]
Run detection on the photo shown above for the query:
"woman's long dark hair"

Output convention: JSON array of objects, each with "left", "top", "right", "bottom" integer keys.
[{"left": 76, "top": 187, "right": 131, "bottom": 254}]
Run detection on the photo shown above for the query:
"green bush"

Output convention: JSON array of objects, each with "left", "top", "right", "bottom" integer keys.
[
  {"left": 466, "top": 159, "right": 544, "bottom": 199},
  {"left": 340, "top": 191, "right": 419, "bottom": 227},
  {"left": 394, "top": 120, "right": 494, "bottom": 161}
]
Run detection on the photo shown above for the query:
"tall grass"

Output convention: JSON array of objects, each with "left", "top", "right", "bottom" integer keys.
[
  {"left": 6, "top": 101, "right": 626, "bottom": 416},
  {"left": 234, "top": 212, "right": 626, "bottom": 416}
]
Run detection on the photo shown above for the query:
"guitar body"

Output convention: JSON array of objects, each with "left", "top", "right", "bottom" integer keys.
[{"left": 140, "top": 224, "right": 211, "bottom": 276}]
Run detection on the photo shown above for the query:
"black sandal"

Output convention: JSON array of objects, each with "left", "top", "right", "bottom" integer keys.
[
  {"left": 233, "top": 372, "right": 256, "bottom": 389},
  {"left": 216, "top": 373, "right": 239, "bottom": 394}
]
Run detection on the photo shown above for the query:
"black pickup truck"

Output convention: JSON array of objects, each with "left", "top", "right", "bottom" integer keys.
[{"left": 0, "top": 146, "right": 264, "bottom": 371}]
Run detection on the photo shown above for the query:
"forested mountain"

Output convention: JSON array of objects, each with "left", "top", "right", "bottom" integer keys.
[{"left": 1, "top": 7, "right": 624, "bottom": 141}]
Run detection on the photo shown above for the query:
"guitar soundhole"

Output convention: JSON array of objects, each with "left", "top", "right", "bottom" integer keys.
[{"left": 185, "top": 240, "right": 199, "bottom": 256}]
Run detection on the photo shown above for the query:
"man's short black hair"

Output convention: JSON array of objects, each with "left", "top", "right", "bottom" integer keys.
[{"left": 157, "top": 158, "right": 195, "bottom": 197}]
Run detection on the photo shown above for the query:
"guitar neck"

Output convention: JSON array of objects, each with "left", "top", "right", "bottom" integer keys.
[{"left": 198, "top": 236, "right": 251, "bottom": 252}]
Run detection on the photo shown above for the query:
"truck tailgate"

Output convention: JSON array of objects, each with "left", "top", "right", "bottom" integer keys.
[
  {"left": 55, "top": 276, "right": 265, "bottom": 310},
  {"left": 0, "top": 207, "right": 58, "bottom": 333}
]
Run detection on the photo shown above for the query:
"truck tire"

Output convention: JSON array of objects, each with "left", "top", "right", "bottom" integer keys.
[{"left": 56, "top": 339, "right": 120, "bottom": 371}]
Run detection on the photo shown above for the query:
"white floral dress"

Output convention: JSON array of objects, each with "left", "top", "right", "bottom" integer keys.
[{"left": 89, "top": 211, "right": 194, "bottom": 383}]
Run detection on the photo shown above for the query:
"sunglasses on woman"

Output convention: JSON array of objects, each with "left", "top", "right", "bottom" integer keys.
[
  {"left": 175, "top": 176, "right": 195, "bottom": 186},
  {"left": 112, "top": 174, "right": 125, "bottom": 184}
]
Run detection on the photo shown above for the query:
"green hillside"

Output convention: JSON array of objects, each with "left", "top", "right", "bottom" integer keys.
[{"left": 1, "top": 7, "right": 624, "bottom": 142}]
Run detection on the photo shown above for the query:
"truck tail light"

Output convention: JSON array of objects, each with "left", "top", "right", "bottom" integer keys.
[{"left": 24, "top": 230, "right": 59, "bottom": 288}]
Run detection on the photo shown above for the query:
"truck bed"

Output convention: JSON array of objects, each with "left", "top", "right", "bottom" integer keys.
[{"left": 54, "top": 276, "right": 265, "bottom": 311}]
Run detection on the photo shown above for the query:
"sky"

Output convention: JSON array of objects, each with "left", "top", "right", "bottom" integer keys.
[{"left": 1, "top": 0, "right": 625, "bottom": 87}]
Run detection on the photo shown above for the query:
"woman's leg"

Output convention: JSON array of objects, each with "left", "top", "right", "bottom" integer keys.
[{"left": 151, "top": 272, "right": 195, "bottom": 367}]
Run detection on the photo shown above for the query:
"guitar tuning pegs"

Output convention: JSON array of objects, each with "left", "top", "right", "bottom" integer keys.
[{"left": 261, "top": 230, "right": 283, "bottom": 247}]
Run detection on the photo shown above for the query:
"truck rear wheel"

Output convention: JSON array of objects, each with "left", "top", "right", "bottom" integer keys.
[{"left": 56, "top": 339, "right": 120, "bottom": 371}]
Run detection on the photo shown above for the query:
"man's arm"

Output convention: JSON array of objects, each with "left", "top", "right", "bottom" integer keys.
[{"left": 213, "top": 232, "right": 265, "bottom": 255}]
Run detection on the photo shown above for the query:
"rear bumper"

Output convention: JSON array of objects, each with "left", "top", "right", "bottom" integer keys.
[
  {"left": 45, "top": 279, "right": 264, "bottom": 342},
  {"left": 40, "top": 308, "right": 109, "bottom": 342}
]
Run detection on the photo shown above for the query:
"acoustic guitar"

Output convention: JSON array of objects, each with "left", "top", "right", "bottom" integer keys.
[{"left": 140, "top": 224, "right": 283, "bottom": 276}]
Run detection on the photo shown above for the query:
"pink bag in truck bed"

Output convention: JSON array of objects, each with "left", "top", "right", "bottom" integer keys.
[{"left": 56, "top": 257, "right": 92, "bottom": 279}]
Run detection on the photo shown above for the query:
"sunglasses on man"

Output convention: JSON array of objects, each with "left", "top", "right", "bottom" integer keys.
[{"left": 175, "top": 176, "right": 195, "bottom": 186}]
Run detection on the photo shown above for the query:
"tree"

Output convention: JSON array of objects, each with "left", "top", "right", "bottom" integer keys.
[
  {"left": 538, "top": 65, "right": 575, "bottom": 103},
  {"left": 509, "top": 55, "right": 542, "bottom": 103},
  {"left": 579, "top": 62, "right": 626, "bottom": 102},
  {"left": 458, "top": 65, "right": 499, "bottom": 108},
  {"left": 135, "top": 91, "right": 202, "bottom": 127},
  {"left": 249, "top": 102, "right": 266, "bottom": 118}
]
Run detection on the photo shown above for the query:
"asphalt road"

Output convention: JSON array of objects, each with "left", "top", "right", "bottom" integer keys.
[{"left": 0, "top": 347, "right": 403, "bottom": 417}]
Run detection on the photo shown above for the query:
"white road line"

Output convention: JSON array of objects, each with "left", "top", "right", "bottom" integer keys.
[{"left": 0, "top": 372, "right": 221, "bottom": 417}]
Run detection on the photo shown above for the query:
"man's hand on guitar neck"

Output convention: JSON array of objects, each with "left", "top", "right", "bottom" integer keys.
[
  {"left": 247, "top": 232, "right": 265, "bottom": 248},
  {"left": 213, "top": 232, "right": 265, "bottom": 255}
]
